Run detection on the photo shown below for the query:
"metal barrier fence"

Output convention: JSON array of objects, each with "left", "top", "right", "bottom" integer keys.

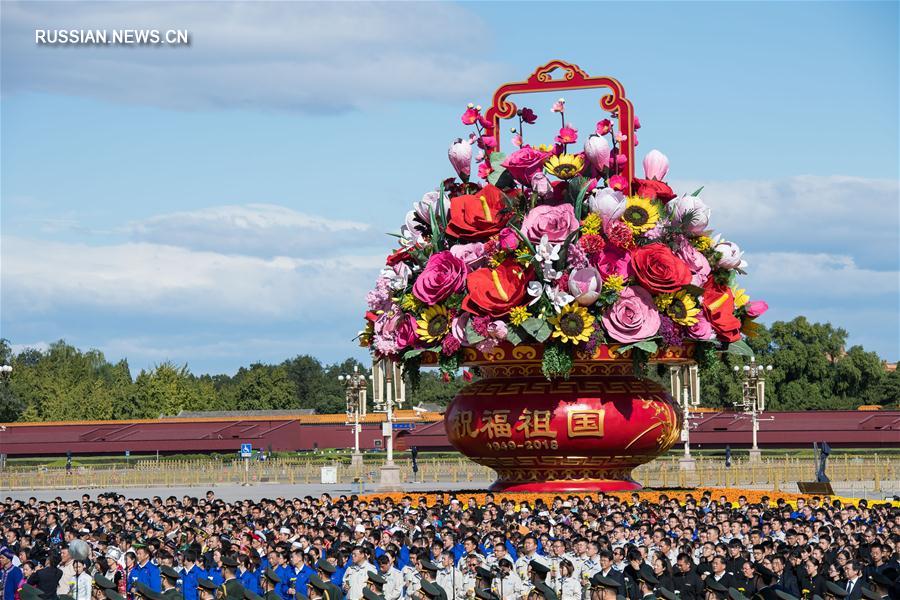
[{"left": 0, "top": 454, "right": 897, "bottom": 492}]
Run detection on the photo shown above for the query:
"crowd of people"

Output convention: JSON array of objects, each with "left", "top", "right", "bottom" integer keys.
[{"left": 0, "top": 490, "right": 897, "bottom": 600}]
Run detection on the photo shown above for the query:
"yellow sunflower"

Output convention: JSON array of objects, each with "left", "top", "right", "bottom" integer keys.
[
  {"left": 623, "top": 196, "right": 660, "bottom": 234},
  {"left": 549, "top": 304, "right": 596, "bottom": 344},
  {"left": 416, "top": 305, "right": 451, "bottom": 343},
  {"left": 544, "top": 153, "right": 585, "bottom": 180},
  {"left": 666, "top": 290, "right": 701, "bottom": 326}
]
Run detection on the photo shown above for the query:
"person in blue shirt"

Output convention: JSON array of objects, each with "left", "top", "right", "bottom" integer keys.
[
  {"left": 180, "top": 550, "right": 208, "bottom": 600},
  {"left": 273, "top": 552, "right": 293, "bottom": 600},
  {"left": 1, "top": 548, "right": 24, "bottom": 600},
  {"left": 240, "top": 555, "right": 261, "bottom": 595},
  {"left": 130, "top": 545, "right": 162, "bottom": 594},
  {"left": 206, "top": 552, "right": 224, "bottom": 588}
]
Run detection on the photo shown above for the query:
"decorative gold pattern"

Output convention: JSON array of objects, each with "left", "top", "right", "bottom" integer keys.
[
  {"left": 495, "top": 468, "right": 634, "bottom": 483},
  {"left": 420, "top": 343, "right": 696, "bottom": 369}
]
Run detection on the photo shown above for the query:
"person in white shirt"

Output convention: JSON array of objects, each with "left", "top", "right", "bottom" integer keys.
[
  {"left": 343, "top": 548, "right": 376, "bottom": 600},
  {"left": 491, "top": 559, "right": 524, "bottom": 600},
  {"left": 68, "top": 560, "right": 92, "bottom": 600},
  {"left": 377, "top": 554, "right": 404, "bottom": 600},
  {"left": 436, "top": 551, "right": 464, "bottom": 600},
  {"left": 514, "top": 537, "right": 548, "bottom": 583}
]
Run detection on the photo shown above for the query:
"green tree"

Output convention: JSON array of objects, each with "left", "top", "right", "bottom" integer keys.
[{"left": 232, "top": 364, "right": 297, "bottom": 410}]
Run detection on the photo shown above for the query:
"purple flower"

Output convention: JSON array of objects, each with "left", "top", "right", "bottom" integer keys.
[{"left": 659, "top": 315, "right": 684, "bottom": 347}]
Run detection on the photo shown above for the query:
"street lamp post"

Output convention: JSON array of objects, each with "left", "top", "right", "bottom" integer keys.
[
  {"left": 338, "top": 366, "right": 367, "bottom": 469},
  {"left": 372, "top": 359, "right": 404, "bottom": 490},
  {"left": 733, "top": 356, "right": 773, "bottom": 463},
  {"left": 671, "top": 364, "right": 700, "bottom": 470},
  {"left": 0, "top": 365, "right": 12, "bottom": 471}
]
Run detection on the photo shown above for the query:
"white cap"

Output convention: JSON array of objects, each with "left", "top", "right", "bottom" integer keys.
[
  {"left": 562, "top": 501, "right": 573, "bottom": 508},
  {"left": 279, "top": 527, "right": 291, "bottom": 534},
  {"left": 291, "top": 541, "right": 303, "bottom": 549},
  {"left": 355, "top": 525, "right": 366, "bottom": 533}
]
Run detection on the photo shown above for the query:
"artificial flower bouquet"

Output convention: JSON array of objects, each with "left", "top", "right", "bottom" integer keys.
[{"left": 360, "top": 98, "right": 767, "bottom": 379}]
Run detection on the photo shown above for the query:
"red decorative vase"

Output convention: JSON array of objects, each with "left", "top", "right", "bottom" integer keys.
[{"left": 433, "top": 344, "right": 692, "bottom": 492}]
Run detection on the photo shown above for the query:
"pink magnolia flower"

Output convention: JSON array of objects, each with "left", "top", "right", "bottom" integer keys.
[
  {"left": 715, "top": 238, "right": 747, "bottom": 270},
  {"left": 671, "top": 195, "right": 711, "bottom": 235},
  {"left": 596, "top": 119, "right": 612, "bottom": 135},
  {"left": 555, "top": 124, "right": 578, "bottom": 145},
  {"left": 588, "top": 187, "right": 626, "bottom": 222},
  {"left": 551, "top": 98, "right": 566, "bottom": 113},
  {"left": 521, "top": 204, "right": 579, "bottom": 243},
  {"left": 601, "top": 286, "right": 661, "bottom": 343},
  {"left": 634, "top": 116, "right": 642, "bottom": 130},
  {"left": 479, "top": 136, "right": 497, "bottom": 150},
  {"left": 511, "top": 134, "right": 523, "bottom": 147},
  {"left": 745, "top": 300, "right": 769, "bottom": 318},
  {"left": 642, "top": 149, "right": 669, "bottom": 181},
  {"left": 412, "top": 251, "right": 467, "bottom": 304},
  {"left": 568, "top": 267, "right": 603, "bottom": 306},
  {"left": 530, "top": 172, "right": 553, "bottom": 198},
  {"left": 584, "top": 135, "right": 611, "bottom": 172},
  {"left": 608, "top": 174, "right": 628, "bottom": 192},
  {"left": 448, "top": 138, "right": 472, "bottom": 180}
]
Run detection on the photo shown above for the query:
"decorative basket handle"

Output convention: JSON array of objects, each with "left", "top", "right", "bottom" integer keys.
[{"left": 484, "top": 60, "right": 636, "bottom": 194}]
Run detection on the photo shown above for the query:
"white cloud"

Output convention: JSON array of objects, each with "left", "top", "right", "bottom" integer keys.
[
  {"left": 671, "top": 175, "right": 899, "bottom": 269},
  {"left": 125, "top": 203, "right": 379, "bottom": 256},
  {"left": 1, "top": 2, "right": 503, "bottom": 112},
  {"left": 2, "top": 236, "right": 382, "bottom": 321}
]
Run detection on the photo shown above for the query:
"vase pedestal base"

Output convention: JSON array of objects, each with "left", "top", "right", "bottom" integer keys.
[{"left": 489, "top": 478, "right": 642, "bottom": 493}]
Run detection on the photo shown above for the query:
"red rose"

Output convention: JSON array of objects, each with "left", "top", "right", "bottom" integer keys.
[
  {"left": 702, "top": 281, "right": 742, "bottom": 342},
  {"left": 500, "top": 147, "right": 552, "bottom": 185},
  {"left": 633, "top": 178, "right": 677, "bottom": 202},
  {"left": 631, "top": 243, "right": 692, "bottom": 294},
  {"left": 462, "top": 259, "right": 532, "bottom": 317},
  {"left": 445, "top": 184, "right": 511, "bottom": 241}
]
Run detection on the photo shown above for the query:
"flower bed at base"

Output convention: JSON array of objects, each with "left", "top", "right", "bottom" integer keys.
[{"left": 357, "top": 489, "right": 884, "bottom": 508}]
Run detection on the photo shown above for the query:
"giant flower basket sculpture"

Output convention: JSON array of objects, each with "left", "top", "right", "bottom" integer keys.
[{"left": 360, "top": 61, "right": 767, "bottom": 491}]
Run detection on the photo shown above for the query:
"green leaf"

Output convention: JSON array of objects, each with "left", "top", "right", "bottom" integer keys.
[
  {"left": 690, "top": 186, "right": 705, "bottom": 197},
  {"left": 564, "top": 176, "right": 587, "bottom": 207},
  {"left": 683, "top": 284, "right": 705, "bottom": 298},
  {"left": 403, "top": 346, "right": 439, "bottom": 360},
  {"left": 465, "top": 321, "right": 485, "bottom": 344},
  {"left": 488, "top": 168, "right": 514, "bottom": 189},
  {"left": 557, "top": 229, "right": 581, "bottom": 270},
  {"left": 489, "top": 152, "right": 507, "bottom": 169},
  {"left": 521, "top": 317, "right": 552, "bottom": 343},
  {"left": 617, "top": 339, "right": 659, "bottom": 355},
  {"left": 436, "top": 182, "right": 448, "bottom": 230},
  {"left": 725, "top": 339, "right": 754, "bottom": 357},
  {"left": 487, "top": 166, "right": 506, "bottom": 186},
  {"left": 573, "top": 178, "right": 593, "bottom": 221},
  {"left": 507, "top": 224, "right": 537, "bottom": 257},
  {"left": 428, "top": 203, "right": 444, "bottom": 251},
  {"left": 505, "top": 326, "right": 524, "bottom": 346}
]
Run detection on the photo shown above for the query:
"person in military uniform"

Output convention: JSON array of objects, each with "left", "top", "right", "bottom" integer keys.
[
  {"left": 864, "top": 573, "right": 891, "bottom": 600},
  {"left": 704, "top": 579, "right": 728, "bottom": 600},
  {"left": 822, "top": 581, "right": 850, "bottom": 600},
  {"left": 245, "top": 589, "right": 265, "bottom": 600},
  {"left": 658, "top": 589, "right": 678, "bottom": 600},
  {"left": 308, "top": 576, "right": 334, "bottom": 600},
  {"left": 198, "top": 578, "right": 219, "bottom": 600},
  {"left": 634, "top": 566, "right": 658, "bottom": 600},
  {"left": 93, "top": 574, "right": 117, "bottom": 600},
  {"left": 590, "top": 574, "right": 622, "bottom": 600},
  {"left": 161, "top": 566, "right": 184, "bottom": 600},
  {"left": 316, "top": 560, "right": 343, "bottom": 600},
  {"left": 418, "top": 565, "right": 446, "bottom": 600},
  {"left": 367, "top": 573, "right": 387, "bottom": 598},
  {"left": 418, "top": 582, "right": 443, "bottom": 600},
  {"left": 363, "top": 588, "right": 386, "bottom": 600},
  {"left": 220, "top": 557, "right": 245, "bottom": 600},
  {"left": 527, "top": 582, "right": 557, "bottom": 600},
  {"left": 104, "top": 590, "right": 126, "bottom": 600},
  {"left": 474, "top": 568, "right": 493, "bottom": 594},
  {"left": 135, "top": 582, "right": 165, "bottom": 600},
  {"left": 727, "top": 588, "right": 749, "bottom": 600},
  {"left": 261, "top": 569, "right": 283, "bottom": 600},
  {"left": 475, "top": 590, "right": 499, "bottom": 600}
]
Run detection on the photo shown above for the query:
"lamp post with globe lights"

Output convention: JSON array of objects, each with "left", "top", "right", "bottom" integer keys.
[
  {"left": 733, "top": 356, "right": 774, "bottom": 463},
  {"left": 372, "top": 359, "right": 405, "bottom": 490},
  {"left": 670, "top": 364, "right": 700, "bottom": 470},
  {"left": 0, "top": 365, "right": 11, "bottom": 470},
  {"left": 338, "top": 365, "right": 367, "bottom": 469}
]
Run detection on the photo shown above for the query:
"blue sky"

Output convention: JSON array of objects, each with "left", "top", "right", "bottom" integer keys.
[{"left": 2, "top": 1, "right": 898, "bottom": 374}]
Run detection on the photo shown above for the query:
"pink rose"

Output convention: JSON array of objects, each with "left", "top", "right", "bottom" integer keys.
[
  {"left": 521, "top": 204, "right": 579, "bottom": 243},
  {"left": 745, "top": 300, "right": 769, "bottom": 318},
  {"left": 601, "top": 286, "right": 661, "bottom": 343},
  {"left": 676, "top": 240, "right": 712, "bottom": 287},
  {"left": 501, "top": 147, "right": 551, "bottom": 185},
  {"left": 449, "top": 242, "right": 486, "bottom": 272},
  {"left": 687, "top": 312, "right": 716, "bottom": 341},
  {"left": 595, "top": 246, "right": 632, "bottom": 279},
  {"left": 412, "top": 251, "right": 467, "bottom": 303},
  {"left": 498, "top": 228, "right": 519, "bottom": 251}
]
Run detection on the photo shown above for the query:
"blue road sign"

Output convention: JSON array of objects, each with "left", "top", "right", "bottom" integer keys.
[
  {"left": 240, "top": 443, "right": 252, "bottom": 458},
  {"left": 393, "top": 423, "right": 414, "bottom": 430}
]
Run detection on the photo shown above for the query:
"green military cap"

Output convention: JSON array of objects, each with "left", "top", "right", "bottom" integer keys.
[
  {"left": 134, "top": 583, "right": 164, "bottom": 600},
  {"left": 244, "top": 590, "right": 264, "bottom": 600},
  {"left": 659, "top": 588, "right": 678, "bottom": 600},
  {"left": 476, "top": 590, "right": 500, "bottom": 600},
  {"left": 263, "top": 568, "right": 282, "bottom": 585},
  {"left": 419, "top": 582, "right": 442, "bottom": 600},
  {"left": 19, "top": 585, "right": 43, "bottom": 600},
  {"left": 533, "top": 582, "right": 558, "bottom": 600},
  {"left": 825, "top": 582, "right": 849, "bottom": 598},
  {"left": 529, "top": 561, "right": 550, "bottom": 576},
  {"left": 636, "top": 565, "right": 659, "bottom": 587},
  {"left": 591, "top": 574, "right": 621, "bottom": 590},
  {"left": 59, "top": 596, "right": 76, "bottom": 600},
  {"left": 308, "top": 576, "right": 328, "bottom": 592},
  {"left": 729, "top": 588, "right": 750, "bottom": 600},
  {"left": 705, "top": 580, "right": 728, "bottom": 594},
  {"left": 105, "top": 591, "right": 126, "bottom": 600},
  {"left": 94, "top": 574, "right": 117, "bottom": 590},
  {"left": 222, "top": 556, "right": 239, "bottom": 568},
  {"left": 367, "top": 572, "right": 386, "bottom": 587},
  {"left": 362, "top": 589, "right": 385, "bottom": 600},
  {"left": 475, "top": 567, "right": 494, "bottom": 581},
  {"left": 419, "top": 560, "right": 439, "bottom": 573},
  {"left": 161, "top": 566, "right": 181, "bottom": 582},
  {"left": 316, "top": 560, "right": 336, "bottom": 575},
  {"left": 197, "top": 578, "right": 218, "bottom": 591},
  {"left": 774, "top": 591, "right": 798, "bottom": 600},
  {"left": 860, "top": 590, "right": 880, "bottom": 600}
]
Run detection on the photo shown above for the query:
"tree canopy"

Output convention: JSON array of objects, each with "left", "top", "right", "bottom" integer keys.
[{"left": 0, "top": 316, "right": 895, "bottom": 423}]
